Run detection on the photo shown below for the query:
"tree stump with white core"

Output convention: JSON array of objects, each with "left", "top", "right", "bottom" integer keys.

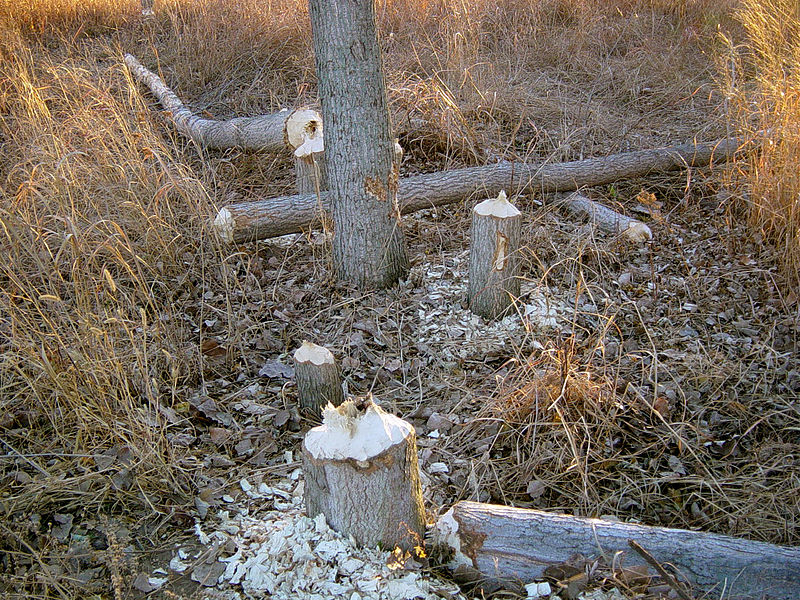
[
  {"left": 468, "top": 190, "right": 522, "bottom": 320},
  {"left": 560, "top": 192, "right": 652, "bottom": 243},
  {"left": 293, "top": 341, "right": 343, "bottom": 415},
  {"left": 302, "top": 399, "right": 426, "bottom": 551},
  {"left": 288, "top": 115, "right": 327, "bottom": 194}
]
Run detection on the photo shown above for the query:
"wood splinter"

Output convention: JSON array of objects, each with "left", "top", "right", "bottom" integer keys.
[
  {"left": 293, "top": 341, "right": 343, "bottom": 415},
  {"left": 302, "top": 398, "right": 425, "bottom": 551}
]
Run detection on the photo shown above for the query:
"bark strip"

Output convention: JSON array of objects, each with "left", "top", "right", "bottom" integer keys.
[{"left": 214, "top": 137, "right": 743, "bottom": 243}]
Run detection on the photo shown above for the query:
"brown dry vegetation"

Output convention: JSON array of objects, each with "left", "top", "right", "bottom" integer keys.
[{"left": 0, "top": 0, "right": 798, "bottom": 598}]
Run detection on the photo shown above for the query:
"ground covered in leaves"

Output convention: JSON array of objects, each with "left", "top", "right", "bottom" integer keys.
[{"left": 1, "top": 1, "right": 799, "bottom": 599}]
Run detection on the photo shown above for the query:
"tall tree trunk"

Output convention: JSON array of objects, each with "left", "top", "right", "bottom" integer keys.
[{"left": 308, "top": 0, "right": 409, "bottom": 289}]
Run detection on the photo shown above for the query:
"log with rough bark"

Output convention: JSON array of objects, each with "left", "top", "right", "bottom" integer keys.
[
  {"left": 124, "top": 54, "right": 322, "bottom": 152},
  {"left": 560, "top": 192, "right": 652, "bottom": 242},
  {"left": 468, "top": 191, "right": 522, "bottom": 319},
  {"left": 302, "top": 399, "right": 425, "bottom": 551},
  {"left": 293, "top": 341, "right": 343, "bottom": 415},
  {"left": 434, "top": 501, "right": 800, "bottom": 600},
  {"left": 213, "top": 137, "right": 743, "bottom": 243}
]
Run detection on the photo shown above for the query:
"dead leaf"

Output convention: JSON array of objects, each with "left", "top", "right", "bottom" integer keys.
[
  {"left": 209, "top": 427, "right": 232, "bottom": 445},
  {"left": 258, "top": 359, "right": 294, "bottom": 378},
  {"left": 191, "top": 561, "right": 225, "bottom": 587},
  {"left": 201, "top": 339, "right": 227, "bottom": 357},
  {"left": 526, "top": 479, "right": 546, "bottom": 499}
]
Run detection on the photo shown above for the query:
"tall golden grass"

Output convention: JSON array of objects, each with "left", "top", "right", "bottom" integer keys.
[{"left": 723, "top": 0, "right": 800, "bottom": 289}]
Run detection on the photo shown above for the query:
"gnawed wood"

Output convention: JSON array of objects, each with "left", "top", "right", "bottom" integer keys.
[
  {"left": 560, "top": 192, "right": 652, "bottom": 242},
  {"left": 302, "top": 399, "right": 425, "bottom": 551},
  {"left": 214, "top": 137, "right": 743, "bottom": 243},
  {"left": 434, "top": 501, "right": 800, "bottom": 600},
  {"left": 468, "top": 191, "right": 522, "bottom": 319},
  {"left": 124, "top": 54, "right": 321, "bottom": 152},
  {"left": 293, "top": 341, "right": 343, "bottom": 415}
]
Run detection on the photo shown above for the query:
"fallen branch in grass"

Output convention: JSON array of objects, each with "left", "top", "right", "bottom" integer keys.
[
  {"left": 213, "top": 136, "right": 743, "bottom": 243},
  {"left": 124, "top": 54, "right": 321, "bottom": 152},
  {"left": 558, "top": 191, "right": 653, "bottom": 243},
  {"left": 434, "top": 501, "right": 800, "bottom": 600}
]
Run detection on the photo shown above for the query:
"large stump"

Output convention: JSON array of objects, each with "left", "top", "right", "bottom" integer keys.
[
  {"left": 468, "top": 190, "right": 522, "bottom": 320},
  {"left": 302, "top": 400, "right": 425, "bottom": 551}
]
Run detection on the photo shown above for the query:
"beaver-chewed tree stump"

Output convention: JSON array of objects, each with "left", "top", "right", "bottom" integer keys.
[
  {"left": 302, "top": 399, "right": 425, "bottom": 551},
  {"left": 467, "top": 190, "right": 522, "bottom": 320},
  {"left": 290, "top": 116, "right": 327, "bottom": 194},
  {"left": 293, "top": 341, "right": 344, "bottom": 416}
]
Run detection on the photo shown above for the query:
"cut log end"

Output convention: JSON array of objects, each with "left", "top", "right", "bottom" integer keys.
[
  {"left": 294, "top": 340, "right": 335, "bottom": 366},
  {"left": 304, "top": 400, "right": 412, "bottom": 462},
  {"left": 473, "top": 190, "right": 521, "bottom": 218},
  {"left": 213, "top": 207, "right": 235, "bottom": 243},
  {"left": 286, "top": 109, "right": 324, "bottom": 152},
  {"left": 621, "top": 221, "right": 653, "bottom": 243}
]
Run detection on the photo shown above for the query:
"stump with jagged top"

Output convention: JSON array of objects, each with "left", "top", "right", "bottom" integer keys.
[{"left": 302, "top": 399, "right": 425, "bottom": 551}]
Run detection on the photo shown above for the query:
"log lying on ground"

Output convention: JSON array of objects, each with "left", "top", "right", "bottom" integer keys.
[
  {"left": 214, "top": 136, "right": 742, "bottom": 243},
  {"left": 124, "top": 54, "right": 322, "bottom": 152},
  {"left": 302, "top": 399, "right": 425, "bottom": 551},
  {"left": 434, "top": 501, "right": 800, "bottom": 600},
  {"left": 559, "top": 192, "right": 653, "bottom": 243}
]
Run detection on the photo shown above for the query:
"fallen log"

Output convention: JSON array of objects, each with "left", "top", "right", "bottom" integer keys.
[
  {"left": 124, "top": 54, "right": 321, "bottom": 152},
  {"left": 213, "top": 136, "right": 743, "bottom": 243},
  {"left": 558, "top": 192, "right": 652, "bottom": 243},
  {"left": 434, "top": 501, "right": 800, "bottom": 600}
]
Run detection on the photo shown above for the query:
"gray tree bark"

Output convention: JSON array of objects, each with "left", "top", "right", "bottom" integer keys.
[
  {"left": 213, "top": 137, "right": 743, "bottom": 243},
  {"left": 124, "top": 54, "right": 321, "bottom": 152},
  {"left": 468, "top": 191, "right": 522, "bottom": 319},
  {"left": 302, "top": 400, "right": 425, "bottom": 551},
  {"left": 308, "top": 0, "right": 408, "bottom": 288},
  {"left": 435, "top": 501, "right": 800, "bottom": 600}
]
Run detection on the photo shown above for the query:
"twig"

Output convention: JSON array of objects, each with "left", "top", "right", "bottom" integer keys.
[
  {"left": 628, "top": 539, "right": 693, "bottom": 600},
  {"left": 0, "top": 436, "right": 50, "bottom": 476}
]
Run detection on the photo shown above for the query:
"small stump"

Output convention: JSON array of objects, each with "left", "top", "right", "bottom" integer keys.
[
  {"left": 302, "top": 399, "right": 425, "bottom": 551},
  {"left": 467, "top": 190, "right": 522, "bottom": 319},
  {"left": 294, "top": 341, "right": 343, "bottom": 416}
]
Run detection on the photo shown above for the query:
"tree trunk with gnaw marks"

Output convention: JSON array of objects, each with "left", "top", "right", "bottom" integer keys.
[
  {"left": 124, "top": 54, "right": 321, "bottom": 152},
  {"left": 435, "top": 501, "right": 800, "bottom": 600},
  {"left": 308, "top": 0, "right": 408, "bottom": 288},
  {"left": 213, "top": 137, "right": 743, "bottom": 243},
  {"left": 468, "top": 191, "right": 522, "bottom": 320},
  {"left": 293, "top": 341, "right": 343, "bottom": 415},
  {"left": 302, "top": 400, "right": 425, "bottom": 551}
]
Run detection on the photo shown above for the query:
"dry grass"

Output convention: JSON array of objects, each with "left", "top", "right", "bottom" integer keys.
[
  {"left": 720, "top": 0, "right": 800, "bottom": 290},
  {"left": 0, "top": 0, "right": 798, "bottom": 597}
]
